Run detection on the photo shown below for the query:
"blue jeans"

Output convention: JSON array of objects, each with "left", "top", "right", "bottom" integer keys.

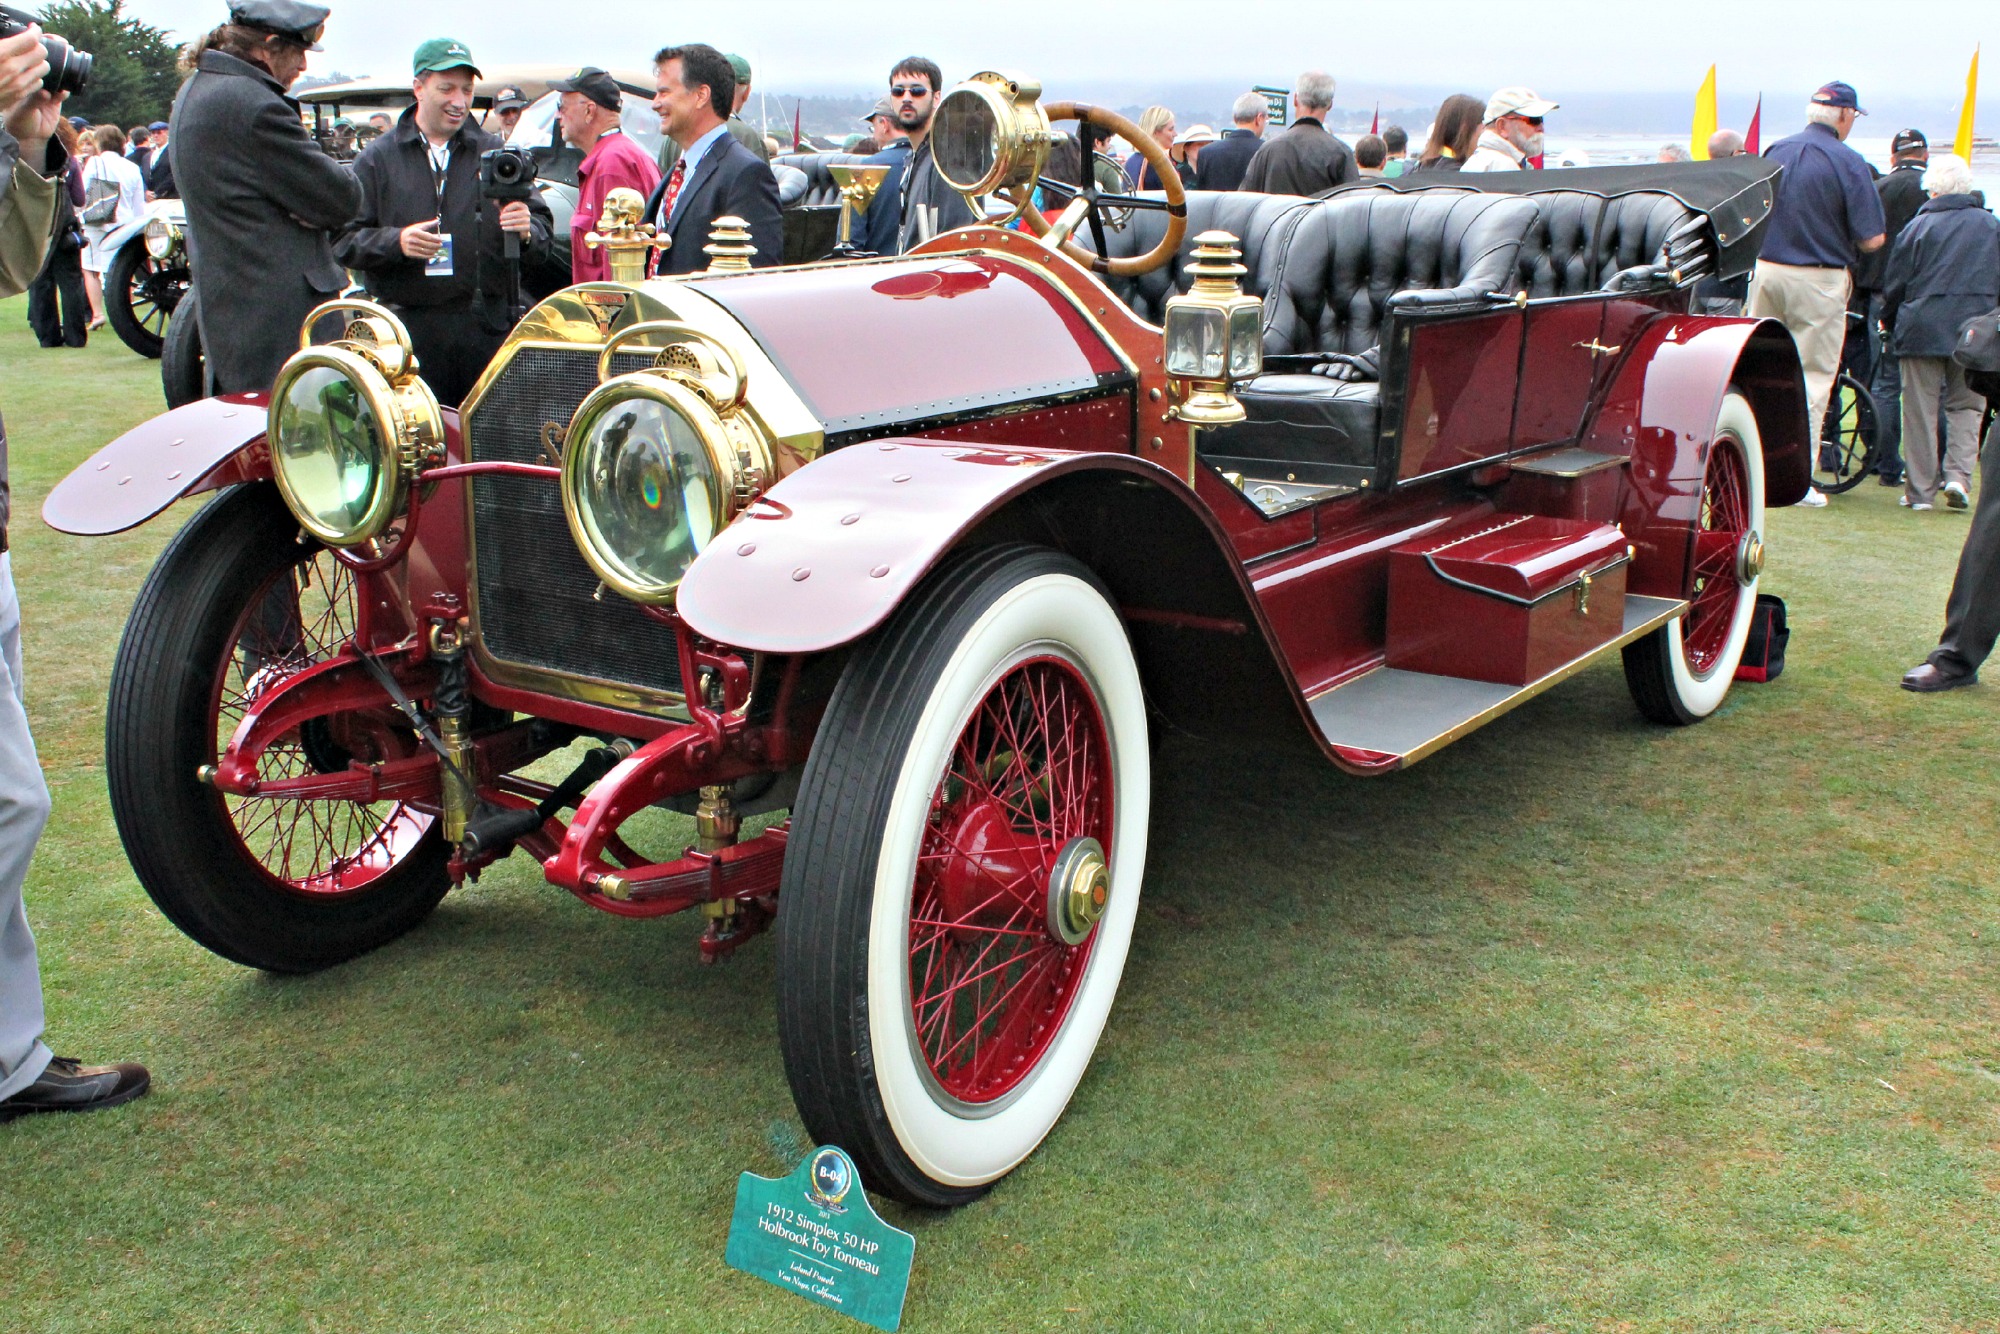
[{"left": 0, "top": 552, "right": 54, "bottom": 1100}]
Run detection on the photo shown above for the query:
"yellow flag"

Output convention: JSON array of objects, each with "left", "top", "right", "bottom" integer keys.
[
  {"left": 1955, "top": 46, "right": 1979, "bottom": 160},
  {"left": 1691, "top": 65, "right": 1718, "bottom": 161}
]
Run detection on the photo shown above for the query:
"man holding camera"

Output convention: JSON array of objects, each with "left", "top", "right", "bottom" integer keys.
[
  {"left": 0, "top": 20, "right": 151, "bottom": 1122},
  {"left": 334, "top": 38, "right": 551, "bottom": 404}
]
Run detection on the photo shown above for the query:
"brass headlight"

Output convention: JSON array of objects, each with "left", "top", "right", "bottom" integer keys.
[
  {"left": 561, "top": 322, "right": 771, "bottom": 606},
  {"left": 267, "top": 300, "right": 442, "bottom": 548},
  {"left": 143, "top": 215, "right": 180, "bottom": 260},
  {"left": 931, "top": 71, "right": 1054, "bottom": 199}
]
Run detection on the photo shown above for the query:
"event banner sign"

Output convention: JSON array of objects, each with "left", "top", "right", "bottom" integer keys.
[{"left": 725, "top": 1146, "right": 915, "bottom": 1331}]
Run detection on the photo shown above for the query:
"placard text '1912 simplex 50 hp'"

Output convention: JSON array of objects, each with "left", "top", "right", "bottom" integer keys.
[{"left": 47, "top": 75, "right": 1808, "bottom": 1206}]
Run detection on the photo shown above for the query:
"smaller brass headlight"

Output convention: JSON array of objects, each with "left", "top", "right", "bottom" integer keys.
[
  {"left": 143, "top": 216, "right": 179, "bottom": 259},
  {"left": 931, "top": 71, "right": 1054, "bottom": 199},
  {"left": 266, "top": 300, "right": 441, "bottom": 548}
]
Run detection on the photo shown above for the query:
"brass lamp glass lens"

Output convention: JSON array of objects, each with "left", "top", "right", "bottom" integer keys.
[
  {"left": 144, "top": 216, "right": 175, "bottom": 259},
  {"left": 932, "top": 86, "right": 1001, "bottom": 194},
  {"left": 1228, "top": 304, "right": 1265, "bottom": 379},
  {"left": 570, "top": 394, "right": 720, "bottom": 601},
  {"left": 272, "top": 363, "right": 390, "bottom": 544},
  {"left": 1164, "top": 305, "right": 1228, "bottom": 379}
]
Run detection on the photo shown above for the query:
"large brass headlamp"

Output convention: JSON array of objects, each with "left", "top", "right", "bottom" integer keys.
[
  {"left": 931, "top": 71, "right": 1055, "bottom": 205},
  {"left": 561, "top": 322, "right": 772, "bottom": 606},
  {"left": 143, "top": 214, "right": 181, "bottom": 260},
  {"left": 266, "top": 300, "right": 443, "bottom": 548},
  {"left": 1162, "top": 231, "right": 1265, "bottom": 426}
]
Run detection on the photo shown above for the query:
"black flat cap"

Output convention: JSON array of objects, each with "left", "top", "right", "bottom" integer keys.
[{"left": 228, "top": 0, "right": 328, "bottom": 49}]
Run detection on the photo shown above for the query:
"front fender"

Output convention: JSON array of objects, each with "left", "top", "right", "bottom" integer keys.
[
  {"left": 43, "top": 394, "right": 272, "bottom": 536},
  {"left": 678, "top": 441, "right": 1197, "bottom": 654}
]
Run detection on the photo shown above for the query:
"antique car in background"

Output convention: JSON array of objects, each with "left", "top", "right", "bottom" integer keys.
[
  {"left": 100, "top": 199, "right": 188, "bottom": 358},
  {"left": 46, "top": 73, "right": 1806, "bottom": 1208}
]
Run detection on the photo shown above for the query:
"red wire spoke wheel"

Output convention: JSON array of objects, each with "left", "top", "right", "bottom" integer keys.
[
  {"left": 778, "top": 547, "right": 1150, "bottom": 1207},
  {"left": 210, "top": 554, "right": 433, "bottom": 898},
  {"left": 1624, "top": 390, "right": 1766, "bottom": 725},
  {"left": 909, "top": 655, "right": 1111, "bottom": 1106},
  {"left": 107, "top": 485, "right": 449, "bottom": 973}
]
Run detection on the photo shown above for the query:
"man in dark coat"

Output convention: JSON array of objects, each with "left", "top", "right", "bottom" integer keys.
[
  {"left": 1240, "top": 71, "right": 1357, "bottom": 195},
  {"left": 170, "top": 0, "right": 360, "bottom": 395},
  {"left": 1865, "top": 129, "right": 1930, "bottom": 484},
  {"left": 1902, "top": 344, "right": 2000, "bottom": 692},
  {"left": 886, "top": 56, "right": 975, "bottom": 253},
  {"left": 1878, "top": 153, "right": 2000, "bottom": 512},
  {"left": 643, "top": 43, "right": 780, "bottom": 276},
  {"left": 334, "top": 38, "right": 552, "bottom": 404},
  {"left": 1194, "top": 92, "right": 1268, "bottom": 192}
]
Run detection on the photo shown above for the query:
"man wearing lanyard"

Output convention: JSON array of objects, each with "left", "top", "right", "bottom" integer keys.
[
  {"left": 642, "top": 42, "right": 780, "bottom": 277},
  {"left": 334, "top": 38, "right": 552, "bottom": 404},
  {"left": 554, "top": 66, "right": 659, "bottom": 285}
]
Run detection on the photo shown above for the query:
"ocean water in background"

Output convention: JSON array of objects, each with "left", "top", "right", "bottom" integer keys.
[{"left": 1546, "top": 134, "right": 2000, "bottom": 203}]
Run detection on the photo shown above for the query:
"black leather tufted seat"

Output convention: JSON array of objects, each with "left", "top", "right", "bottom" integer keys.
[
  {"left": 1079, "top": 191, "right": 1316, "bottom": 323},
  {"left": 1515, "top": 189, "right": 1704, "bottom": 297},
  {"left": 1210, "top": 192, "right": 1541, "bottom": 474}
]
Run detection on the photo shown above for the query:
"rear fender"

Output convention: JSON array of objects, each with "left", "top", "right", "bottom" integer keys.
[
  {"left": 675, "top": 440, "right": 1310, "bottom": 749},
  {"left": 1583, "top": 314, "right": 1808, "bottom": 599}
]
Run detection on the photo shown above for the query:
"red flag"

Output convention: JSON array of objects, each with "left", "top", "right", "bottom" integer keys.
[
  {"left": 793, "top": 100, "right": 803, "bottom": 151},
  {"left": 1745, "top": 95, "right": 1761, "bottom": 155},
  {"left": 1370, "top": 103, "right": 1378, "bottom": 135}
]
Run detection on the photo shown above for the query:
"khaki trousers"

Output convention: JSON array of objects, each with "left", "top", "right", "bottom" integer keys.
[
  {"left": 1898, "top": 356, "right": 1982, "bottom": 504},
  {"left": 1747, "top": 260, "right": 1852, "bottom": 433}
]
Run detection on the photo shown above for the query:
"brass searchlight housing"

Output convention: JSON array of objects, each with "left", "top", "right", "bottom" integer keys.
[
  {"left": 931, "top": 71, "right": 1056, "bottom": 204},
  {"left": 266, "top": 299, "right": 443, "bottom": 548}
]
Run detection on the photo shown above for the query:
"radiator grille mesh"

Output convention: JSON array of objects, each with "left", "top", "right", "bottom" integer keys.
[{"left": 464, "top": 346, "right": 683, "bottom": 698}]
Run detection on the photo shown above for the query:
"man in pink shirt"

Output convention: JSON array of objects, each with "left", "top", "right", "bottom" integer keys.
[{"left": 553, "top": 67, "right": 660, "bottom": 284}]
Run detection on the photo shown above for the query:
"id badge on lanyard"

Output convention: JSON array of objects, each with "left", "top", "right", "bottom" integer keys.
[{"left": 426, "top": 143, "right": 454, "bottom": 277}]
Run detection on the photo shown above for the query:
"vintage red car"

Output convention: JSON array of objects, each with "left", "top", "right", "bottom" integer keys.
[{"left": 46, "top": 75, "right": 1806, "bottom": 1207}]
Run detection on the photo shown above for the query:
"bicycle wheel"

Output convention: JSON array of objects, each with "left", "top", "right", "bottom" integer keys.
[{"left": 1813, "top": 372, "right": 1878, "bottom": 494}]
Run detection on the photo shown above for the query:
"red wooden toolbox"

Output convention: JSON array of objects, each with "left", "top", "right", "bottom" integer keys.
[{"left": 1385, "top": 514, "right": 1631, "bottom": 686}]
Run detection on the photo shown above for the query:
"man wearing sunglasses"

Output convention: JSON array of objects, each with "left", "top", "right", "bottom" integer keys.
[
  {"left": 1462, "top": 87, "right": 1557, "bottom": 173},
  {"left": 882, "top": 55, "right": 974, "bottom": 254}
]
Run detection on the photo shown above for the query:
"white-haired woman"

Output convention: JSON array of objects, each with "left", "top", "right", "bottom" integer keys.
[{"left": 1879, "top": 153, "right": 2000, "bottom": 511}]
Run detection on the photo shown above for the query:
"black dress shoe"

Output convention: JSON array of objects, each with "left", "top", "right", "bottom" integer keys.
[
  {"left": 1901, "top": 663, "right": 1977, "bottom": 693},
  {"left": 0, "top": 1056, "right": 150, "bottom": 1121}
]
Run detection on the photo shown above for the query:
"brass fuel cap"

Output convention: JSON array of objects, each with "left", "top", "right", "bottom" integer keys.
[
  {"left": 1736, "top": 530, "right": 1766, "bottom": 585},
  {"left": 1047, "top": 837, "right": 1110, "bottom": 947}
]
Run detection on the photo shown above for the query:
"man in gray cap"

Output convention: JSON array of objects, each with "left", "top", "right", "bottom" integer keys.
[
  {"left": 484, "top": 83, "right": 529, "bottom": 139},
  {"left": 169, "top": 0, "right": 360, "bottom": 393}
]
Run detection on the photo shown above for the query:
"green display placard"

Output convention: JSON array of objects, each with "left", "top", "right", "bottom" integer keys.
[{"left": 725, "top": 1146, "right": 915, "bottom": 1332}]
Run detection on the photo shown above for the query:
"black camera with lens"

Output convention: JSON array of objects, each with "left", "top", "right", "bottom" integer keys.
[
  {"left": 0, "top": 5, "right": 90, "bottom": 98},
  {"left": 479, "top": 146, "right": 538, "bottom": 203}
]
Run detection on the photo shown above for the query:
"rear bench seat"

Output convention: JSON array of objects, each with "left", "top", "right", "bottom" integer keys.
[{"left": 1086, "top": 184, "right": 1708, "bottom": 485}]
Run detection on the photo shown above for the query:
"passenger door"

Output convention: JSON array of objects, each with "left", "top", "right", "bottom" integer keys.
[{"left": 1381, "top": 307, "right": 1524, "bottom": 484}]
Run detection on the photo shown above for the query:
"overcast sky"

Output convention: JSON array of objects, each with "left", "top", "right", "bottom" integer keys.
[{"left": 122, "top": 0, "right": 1997, "bottom": 108}]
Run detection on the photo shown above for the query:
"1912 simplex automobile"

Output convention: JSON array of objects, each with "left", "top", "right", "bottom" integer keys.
[{"left": 46, "top": 75, "right": 1807, "bottom": 1206}]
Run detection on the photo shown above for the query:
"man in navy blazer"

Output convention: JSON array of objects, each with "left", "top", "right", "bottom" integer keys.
[{"left": 644, "top": 43, "right": 780, "bottom": 276}]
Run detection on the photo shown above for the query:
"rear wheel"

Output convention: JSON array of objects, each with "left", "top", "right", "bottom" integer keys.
[
  {"left": 106, "top": 485, "right": 450, "bottom": 973},
  {"left": 1624, "top": 390, "right": 1766, "bottom": 724},
  {"left": 161, "top": 286, "right": 205, "bottom": 407},
  {"left": 776, "top": 546, "right": 1151, "bottom": 1206}
]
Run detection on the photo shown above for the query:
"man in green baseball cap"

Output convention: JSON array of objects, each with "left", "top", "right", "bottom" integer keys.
[
  {"left": 412, "top": 36, "right": 479, "bottom": 80},
  {"left": 332, "top": 35, "right": 551, "bottom": 402}
]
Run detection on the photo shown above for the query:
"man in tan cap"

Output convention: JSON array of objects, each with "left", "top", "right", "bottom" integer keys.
[{"left": 1462, "top": 87, "right": 1557, "bottom": 172}]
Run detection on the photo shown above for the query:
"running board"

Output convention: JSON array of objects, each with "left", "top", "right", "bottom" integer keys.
[{"left": 1309, "top": 594, "right": 1688, "bottom": 770}]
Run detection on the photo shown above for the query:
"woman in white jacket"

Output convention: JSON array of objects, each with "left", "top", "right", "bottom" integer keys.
[{"left": 78, "top": 122, "right": 146, "bottom": 330}]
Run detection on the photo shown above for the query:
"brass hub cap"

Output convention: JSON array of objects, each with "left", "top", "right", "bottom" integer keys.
[
  {"left": 1047, "top": 837, "right": 1109, "bottom": 947},
  {"left": 1736, "top": 530, "right": 1765, "bottom": 585}
]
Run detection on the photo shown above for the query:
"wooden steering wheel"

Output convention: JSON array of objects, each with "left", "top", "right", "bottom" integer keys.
[{"left": 1014, "top": 102, "right": 1187, "bottom": 278}]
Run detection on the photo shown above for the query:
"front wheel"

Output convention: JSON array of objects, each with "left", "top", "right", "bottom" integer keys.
[
  {"left": 106, "top": 484, "right": 450, "bottom": 973},
  {"left": 1624, "top": 390, "right": 1767, "bottom": 725},
  {"left": 776, "top": 546, "right": 1151, "bottom": 1207},
  {"left": 104, "top": 240, "right": 186, "bottom": 359}
]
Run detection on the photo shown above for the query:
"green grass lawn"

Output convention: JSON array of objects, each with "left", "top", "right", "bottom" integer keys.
[{"left": 0, "top": 294, "right": 1995, "bottom": 1332}]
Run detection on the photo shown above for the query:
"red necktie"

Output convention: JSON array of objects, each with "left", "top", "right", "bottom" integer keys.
[{"left": 660, "top": 157, "right": 688, "bottom": 225}]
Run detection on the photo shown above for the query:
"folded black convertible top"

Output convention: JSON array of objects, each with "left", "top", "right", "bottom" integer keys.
[{"left": 1331, "top": 157, "right": 1785, "bottom": 279}]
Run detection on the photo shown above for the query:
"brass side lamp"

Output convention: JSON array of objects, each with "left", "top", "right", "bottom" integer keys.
[
  {"left": 704, "top": 216, "right": 758, "bottom": 272},
  {"left": 827, "top": 163, "right": 890, "bottom": 258},
  {"left": 584, "top": 187, "right": 670, "bottom": 284},
  {"left": 1162, "top": 231, "right": 1265, "bottom": 426}
]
